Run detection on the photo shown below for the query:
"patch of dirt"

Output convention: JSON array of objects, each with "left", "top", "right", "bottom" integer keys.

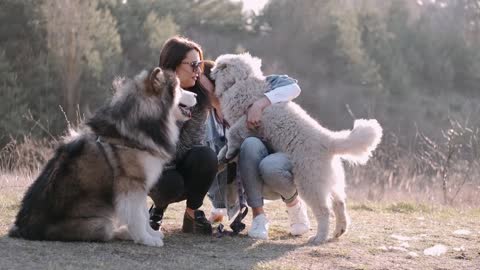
[{"left": 1, "top": 189, "right": 479, "bottom": 269}]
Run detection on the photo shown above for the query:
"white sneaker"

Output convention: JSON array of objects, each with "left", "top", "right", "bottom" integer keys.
[
  {"left": 287, "top": 199, "right": 310, "bottom": 236},
  {"left": 248, "top": 214, "right": 269, "bottom": 240}
]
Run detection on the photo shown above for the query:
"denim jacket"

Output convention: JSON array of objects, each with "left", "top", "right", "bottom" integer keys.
[{"left": 266, "top": 74, "right": 298, "bottom": 89}]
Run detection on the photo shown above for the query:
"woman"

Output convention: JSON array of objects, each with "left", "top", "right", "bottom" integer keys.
[
  {"left": 202, "top": 61, "right": 311, "bottom": 240},
  {"left": 150, "top": 36, "right": 309, "bottom": 239},
  {"left": 148, "top": 36, "right": 217, "bottom": 235}
]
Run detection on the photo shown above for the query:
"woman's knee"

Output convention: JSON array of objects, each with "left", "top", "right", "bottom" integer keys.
[
  {"left": 259, "top": 153, "right": 294, "bottom": 185},
  {"left": 182, "top": 146, "right": 218, "bottom": 172},
  {"left": 239, "top": 137, "right": 268, "bottom": 160},
  {"left": 149, "top": 169, "right": 185, "bottom": 207}
]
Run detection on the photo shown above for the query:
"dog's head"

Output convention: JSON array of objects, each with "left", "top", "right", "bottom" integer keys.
[
  {"left": 210, "top": 53, "right": 263, "bottom": 98},
  {"left": 146, "top": 68, "right": 197, "bottom": 122},
  {"left": 124, "top": 67, "right": 197, "bottom": 122},
  {"left": 88, "top": 67, "right": 197, "bottom": 155}
]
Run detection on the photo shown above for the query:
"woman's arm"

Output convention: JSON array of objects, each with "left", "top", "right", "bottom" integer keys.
[
  {"left": 264, "top": 83, "right": 301, "bottom": 104},
  {"left": 247, "top": 78, "right": 301, "bottom": 129}
]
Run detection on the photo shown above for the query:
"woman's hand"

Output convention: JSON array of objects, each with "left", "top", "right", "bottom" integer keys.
[{"left": 247, "top": 96, "right": 271, "bottom": 130}]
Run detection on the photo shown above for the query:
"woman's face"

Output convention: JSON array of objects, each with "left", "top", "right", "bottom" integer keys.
[{"left": 176, "top": 49, "right": 201, "bottom": 89}]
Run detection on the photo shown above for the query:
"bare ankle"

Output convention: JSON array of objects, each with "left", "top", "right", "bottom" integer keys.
[
  {"left": 286, "top": 198, "right": 299, "bottom": 208},
  {"left": 186, "top": 207, "right": 195, "bottom": 219},
  {"left": 252, "top": 207, "right": 265, "bottom": 218}
]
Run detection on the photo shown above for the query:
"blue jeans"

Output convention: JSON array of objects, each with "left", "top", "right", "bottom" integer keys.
[{"left": 239, "top": 137, "right": 297, "bottom": 208}]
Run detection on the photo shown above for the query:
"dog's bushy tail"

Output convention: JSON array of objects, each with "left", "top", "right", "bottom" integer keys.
[{"left": 330, "top": 119, "right": 382, "bottom": 164}]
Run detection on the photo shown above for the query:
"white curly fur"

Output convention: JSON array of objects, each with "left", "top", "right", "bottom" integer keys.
[{"left": 211, "top": 53, "right": 383, "bottom": 244}]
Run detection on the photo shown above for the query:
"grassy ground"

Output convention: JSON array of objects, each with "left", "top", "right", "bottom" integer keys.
[{"left": 1, "top": 177, "right": 479, "bottom": 270}]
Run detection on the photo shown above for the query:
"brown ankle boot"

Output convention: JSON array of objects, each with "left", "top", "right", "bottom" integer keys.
[{"left": 182, "top": 210, "right": 213, "bottom": 235}]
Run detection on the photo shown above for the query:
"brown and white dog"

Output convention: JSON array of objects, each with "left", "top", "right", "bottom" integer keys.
[{"left": 9, "top": 68, "right": 196, "bottom": 247}]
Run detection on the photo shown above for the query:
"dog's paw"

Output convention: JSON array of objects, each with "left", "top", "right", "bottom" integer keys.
[
  {"left": 308, "top": 235, "right": 328, "bottom": 245},
  {"left": 333, "top": 222, "right": 349, "bottom": 238},
  {"left": 114, "top": 226, "right": 132, "bottom": 241},
  {"left": 217, "top": 146, "right": 228, "bottom": 162},
  {"left": 333, "top": 228, "right": 346, "bottom": 238},
  {"left": 225, "top": 148, "right": 239, "bottom": 160},
  {"left": 152, "top": 230, "right": 164, "bottom": 240},
  {"left": 333, "top": 215, "right": 350, "bottom": 238},
  {"left": 137, "top": 236, "right": 164, "bottom": 247},
  {"left": 146, "top": 223, "right": 164, "bottom": 239}
]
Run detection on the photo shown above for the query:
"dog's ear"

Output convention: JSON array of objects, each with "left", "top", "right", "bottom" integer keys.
[
  {"left": 241, "top": 52, "right": 262, "bottom": 79},
  {"left": 146, "top": 67, "right": 163, "bottom": 95},
  {"left": 161, "top": 69, "right": 180, "bottom": 96},
  {"left": 112, "top": 76, "right": 125, "bottom": 94}
]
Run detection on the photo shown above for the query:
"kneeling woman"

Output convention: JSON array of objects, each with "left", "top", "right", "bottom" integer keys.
[
  {"left": 148, "top": 36, "right": 217, "bottom": 234},
  {"left": 204, "top": 61, "right": 311, "bottom": 240}
]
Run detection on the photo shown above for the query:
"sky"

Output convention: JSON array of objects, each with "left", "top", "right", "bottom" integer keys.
[
  {"left": 120, "top": 0, "right": 269, "bottom": 14},
  {"left": 238, "top": 0, "right": 268, "bottom": 14}
]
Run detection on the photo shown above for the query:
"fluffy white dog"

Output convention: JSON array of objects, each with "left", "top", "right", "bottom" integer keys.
[{"left": 211, "top": 53, "right": 383, "bottom": 244}]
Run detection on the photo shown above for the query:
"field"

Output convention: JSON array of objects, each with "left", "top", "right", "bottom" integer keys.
[{"left": 1, "top": 171, "right": 479, "bottom": 270}]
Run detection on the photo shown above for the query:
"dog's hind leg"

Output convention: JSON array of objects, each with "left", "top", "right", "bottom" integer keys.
[
  {"left": 332, "top": 188, "right": 350, "bottom": 238},
  {"left": 45, "top": 217, "right": 114, "bottom": 242},
  {"left": 116, "top": 190, "right": 163, "bottom": 247},
  {"left": 330, "top": 159, "right": 350, "bottom": 238},
  {"left": 113, "top": 225, "right": 132, "bottom": 241}
]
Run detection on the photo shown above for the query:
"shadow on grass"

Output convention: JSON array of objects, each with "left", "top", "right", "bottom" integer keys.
[
  {"left": 160, "top": 229, "right": 304, "bottom": 269},
  {"left": 0, "top": 228, "right": 305, "bottom": 270}
]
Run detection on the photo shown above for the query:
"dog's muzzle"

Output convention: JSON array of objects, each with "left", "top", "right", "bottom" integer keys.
[
  {"left": 178, "top": 104, "right": 192, "bottom": 119},
  {"left": 178, "top": 89, "right": 197, "bottom": 119}
]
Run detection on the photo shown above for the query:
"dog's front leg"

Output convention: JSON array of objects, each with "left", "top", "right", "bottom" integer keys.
[
  {"left": 225, "top": 116, "right": 252, "bottom": 160},
  {"left": 116, "top": 190, "right": 163, "bottom": 247},
  {"left": 144, "top": 205, "right": 164, "bottom": 239}
]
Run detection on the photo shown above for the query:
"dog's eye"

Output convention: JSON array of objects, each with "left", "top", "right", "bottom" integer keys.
[{"left": 217, "top": 64, "right": 227, "bottom": 70}]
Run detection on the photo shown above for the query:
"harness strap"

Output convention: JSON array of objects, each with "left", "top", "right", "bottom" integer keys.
[
  {"left": 214, "top": 161, "right": 248, "bottom": 237},
  {"left": 95, "top": 137, "right": 120, "bottom": 180},
  {"left": 96, "top": 135, "right": 149, "bottom": 152}
]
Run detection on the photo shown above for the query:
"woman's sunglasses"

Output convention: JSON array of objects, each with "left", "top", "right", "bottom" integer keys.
[{"left": 181, "top": 60, "right": 203, "bottom": 72}]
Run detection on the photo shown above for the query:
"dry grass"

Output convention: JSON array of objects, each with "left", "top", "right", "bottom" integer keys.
[
  {"left": 1, "top": 129, "right": 479, "bottom": 269},
  {"left": 1, "top": 175, "right": 479, "bottom": 270}
]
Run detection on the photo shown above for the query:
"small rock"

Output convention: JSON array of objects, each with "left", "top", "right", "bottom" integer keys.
[
  {"left": 390, "top": 246, "right": 408, "bottom": 252},
  {"left": 407, "top": 251, "right": 419, "bottom": 258},
  {"left": 453, "top": 246, "right": 465, "bottom": 252},
  {"left": 390, "top": 234, "right": 412, "bottom": 241},
  {"left": 379, "top": 245, "right": 408, "bottom": 252},
  {"left": 424, "top": 244, "right": 448, "bottom": 256},
  {"left": 399, "top": 242, "right": 410, "bottom": 248},
  {"left": 378, "top": 245, "right": 388, "bottom": 251},
  {"left": 453, "top": 229, "right": 471, "bottom": 236}
]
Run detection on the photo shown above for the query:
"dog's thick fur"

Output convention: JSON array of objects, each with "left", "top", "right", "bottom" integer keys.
[
  {"left": 211, "top": 53, "right": 383, "bottom": 244},
  {"left": 9, "top": 68, "right": 197, "bottom": 247}
]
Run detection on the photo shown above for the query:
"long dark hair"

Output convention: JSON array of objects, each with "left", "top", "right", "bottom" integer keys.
[
  {"left": 158, "top": 36, "right": 204, "bottom": 71},
  {"left": 159, "top": 36, "right": 209, "bottom": 107},
  {"left": 200, "top": 60, "right": 229, "bottom": 127},
  {"left": 201, "top": 60, "right": 215, "bottom": 79}
]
